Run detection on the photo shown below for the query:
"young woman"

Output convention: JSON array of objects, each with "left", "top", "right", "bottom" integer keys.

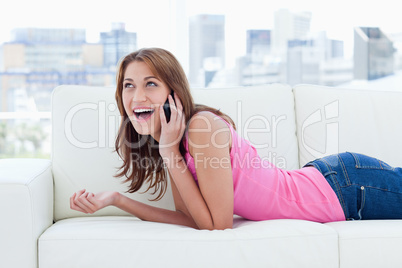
[{"left": 70, "top": 48, "right": 402, "bottom": 230}]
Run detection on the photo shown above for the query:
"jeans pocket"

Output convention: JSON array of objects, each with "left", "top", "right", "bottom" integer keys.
[{"left": 350, "top": 152, "right": 394, "bottom": 171}]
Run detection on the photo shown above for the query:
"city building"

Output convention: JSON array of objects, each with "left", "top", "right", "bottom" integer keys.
[
  {"left": 225, "top": 27, "right": 350, "bottom": 88},
  {"left": 240, "top": 60, "right": 281, "bottom": 86},
  {"left": 286, "top": 39, "right": 320, "bottom": 85},
  {"left": 225, "top": 29, "right": 278, "bottom": 87},
  {"left": 270, "top": 9, "right": 314, "bottom": 85},
  {"left": 320, "top": 58, "right": 353, "bottom": 86},
  {"left": 286, "top": 32, "right": 350, "bottom": 86},
  {"left": 0, "top": 28, "right": 114, "bottom": 113},
  {"left": 246, "top": 30, "right": 271, "bottom": 64},
  {"left": 168, "top": 0, "right": 189, "bottom": 75},
  {"left": 100, "top": 23, "right": 137, "bottom": 68},
  {"left": 189, "top": 14, "right": 225, "bottom": 87},
  {"left": 354, "top": 27, "right": 395, "bottom": 80},
  {"left": 272, "top": 9, "right": 312, "bottom": 55},
  {"left": 329, "top": 39, "right": 344, "bottom": 59},
  {"left": 388, "top": 32, "right": 402, "bottom": 70}
]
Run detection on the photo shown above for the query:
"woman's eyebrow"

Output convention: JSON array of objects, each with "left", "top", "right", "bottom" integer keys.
[
  {"left": 144, "top": 76, "right": 158, "bottom": 80},
  {"left": 123, "top": 76, "right": 159, "bottom": 82}
]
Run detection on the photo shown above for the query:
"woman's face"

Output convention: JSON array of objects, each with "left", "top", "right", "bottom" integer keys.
[{"left": 122, "top": 61, "right": 170, "bottom": 142}]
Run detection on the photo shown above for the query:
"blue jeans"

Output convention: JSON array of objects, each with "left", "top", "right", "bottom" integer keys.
[{"left": 304, "top": 152, "right": 402, "bottom": 220}]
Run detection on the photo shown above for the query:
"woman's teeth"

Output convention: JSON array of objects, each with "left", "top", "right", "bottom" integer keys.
[
  {"left": 134, "top": 108, "right": 154, "bottom": 113},
  {"left": 134, "top": 108, "right": 155, "bottom": 120}
]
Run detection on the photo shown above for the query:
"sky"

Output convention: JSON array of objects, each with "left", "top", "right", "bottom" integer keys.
[{"left": 1, "top": 0, "right": 400, "bottom": 62}]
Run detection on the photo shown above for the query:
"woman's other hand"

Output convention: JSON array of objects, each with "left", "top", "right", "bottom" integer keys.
[{"left": 70, "top": 189, "right": 120, "bottom": 214}]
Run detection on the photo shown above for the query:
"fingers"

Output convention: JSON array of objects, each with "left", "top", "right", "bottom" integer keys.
[
  {"left": 70, "top": 189, "right": 85, "bottom": 212},
  {"left": 170, "top": 92, "right": 184, "bottom": 123},
  {"left": 174, "top": 92, "right": 186, "bottom": 131},
  {"left": 159, "top": 102, "right": 168, "bottom": 125},
  {"left": 161, "top": 92, "right": 184, "bottom": 125},
  {"left": 179, "top": 111, "right": 186, "bottom": 134},
  {"left": 78, "top": 192, "right": 97, "bottom": 213},
  {"left": 86, "top": 193, "right": 99, "bottom": 208},
  {"left": 173, "top": 92, "right": 183, "bottom": 112},
  {"left": 70, "top": 190, "right": 97, "bottom": 214},
  {"left": 70, "top": 192, "right": 86, "bottom": 213},
  {"left": 168, "top": 94, "right": 178, "bottom": 118}
]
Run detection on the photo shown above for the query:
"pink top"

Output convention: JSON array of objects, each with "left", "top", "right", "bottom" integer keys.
[{"left": 183, "top": 112, "right": 346, "bottom": 223}]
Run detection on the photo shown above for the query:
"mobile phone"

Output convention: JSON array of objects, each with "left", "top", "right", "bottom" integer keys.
[{"left": 163, "top": 91, "right": 175, "bottom": 123}]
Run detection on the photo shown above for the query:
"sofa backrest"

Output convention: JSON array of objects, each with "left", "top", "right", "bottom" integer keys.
[
  {"left": 294, "top": 84, "right": 402, "bottom": 167},
  {"left": 52, "top": 84, "right": 299, "bottom": 221},
  {"left": 191, "top": 85, "right": 299, "bottom": 170}
]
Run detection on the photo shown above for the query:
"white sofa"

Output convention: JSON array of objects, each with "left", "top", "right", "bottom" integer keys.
[{"left": 1, "top": 84, "right": 402, "bottom": 268}]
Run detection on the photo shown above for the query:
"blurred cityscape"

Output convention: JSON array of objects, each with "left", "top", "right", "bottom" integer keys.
[{"left": 0, "top": 9, "right": 401, "bottom": 158}]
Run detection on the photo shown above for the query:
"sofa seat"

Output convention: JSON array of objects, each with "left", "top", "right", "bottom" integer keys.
[
  {"left": 39, "top": 216, "right": 339, "bottom": 268},
  {"left": 325, "top": 220, "right": 402, "bottom": 268}
]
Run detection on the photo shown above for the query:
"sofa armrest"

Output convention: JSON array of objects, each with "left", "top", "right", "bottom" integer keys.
[{"left": 0, "top": 158, "right": 53, "bottom": 268}]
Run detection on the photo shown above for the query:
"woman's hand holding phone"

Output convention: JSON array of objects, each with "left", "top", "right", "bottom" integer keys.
[{"left": 159, "top": 91, "right": 186, "bottom": 159}]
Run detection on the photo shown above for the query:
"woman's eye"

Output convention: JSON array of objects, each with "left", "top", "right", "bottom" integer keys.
[
  {"left": 146, "top": 81, "right": 157, "bottom": 87},
  {"left": 124, "top": 83, "right": 133, "bottom": 89}
]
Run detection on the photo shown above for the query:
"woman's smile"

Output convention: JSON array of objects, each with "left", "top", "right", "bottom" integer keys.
[{"left": 133, "top": 106, "right": 155, "bottom": 121}]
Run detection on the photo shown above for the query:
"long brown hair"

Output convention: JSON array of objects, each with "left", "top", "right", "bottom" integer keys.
[{"left": 115, "top": 48, "right": 235, "bottom": 200}]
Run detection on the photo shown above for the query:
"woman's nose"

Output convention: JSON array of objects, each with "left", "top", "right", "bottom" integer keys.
[{"left": 132, "top": 88, "right": 146, "bottom": 102}]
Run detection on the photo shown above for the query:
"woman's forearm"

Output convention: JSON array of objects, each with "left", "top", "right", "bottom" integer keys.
[
  {"left": 163, "top": 153, "right": 217, "bottom": 230},
  {"left": 113, "top": 193, "right": 198, "bottom": 229}
]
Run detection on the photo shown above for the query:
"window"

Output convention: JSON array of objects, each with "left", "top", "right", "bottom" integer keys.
[{"left": 0, "top": 0, "right": 400, "bottom": 158}]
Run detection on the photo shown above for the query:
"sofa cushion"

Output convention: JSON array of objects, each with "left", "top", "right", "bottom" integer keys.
[
  {"left": 191, "top": 84, "right": 299, "bottom": 170},
  {"left": 39, "top": 216, "right": 339, "bottom": 268},
  {"left": 294, "top": 84, "right": 402, "bottom": 167},
  {"left": 325, "top": 220, "right": 402, "bottom": 268}
]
